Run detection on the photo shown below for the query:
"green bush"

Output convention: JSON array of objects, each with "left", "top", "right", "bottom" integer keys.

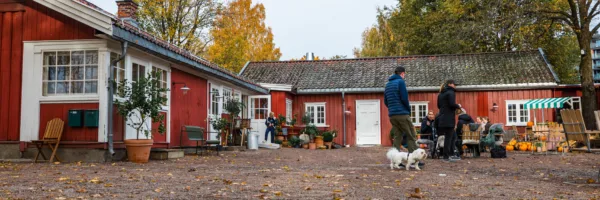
[
  {"left": 288, "top": 137, "right": 302, "bottom": 147},
  {"left": 323, "top": 130, "right": 337, "bottom": 142},
  {"left": 273, "top": 139, "right": 283, "bottom": 144}
]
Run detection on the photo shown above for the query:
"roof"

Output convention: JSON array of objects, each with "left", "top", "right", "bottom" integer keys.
[
  {"left": 65, "top": 0, "right": 268, "bottom": 94},
  {"left": 240, "top": 50, "right": 559, "bottom": 93}
]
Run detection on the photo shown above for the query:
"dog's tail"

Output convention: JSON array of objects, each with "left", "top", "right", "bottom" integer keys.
[{"left": 386, "top": 148, "right": 399, "bottom": 160}]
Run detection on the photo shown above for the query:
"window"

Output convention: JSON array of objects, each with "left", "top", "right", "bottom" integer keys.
[
  {"left": 42, "top": 50, "right": 98, "bottom": 96},
  {"left": 110, "top": 52, "right": 125, "bottom": 97},
  {"left": 234, "top": 92, "right": 242, "bottom": 117},
  {"left": 506, "top": 100, "right": 529, "bottom": 126},
  {"left": 211, "top": 87, "right": 219, "bottom": 118},
  {"left": 221, "top": 87, "right": 233, "bottom": 113},
  {"left": 410, "top": 103, "right": 428, "bottom": 125},
  {"left": 132, "top": 63, "right": 146, "bottom": 82},
  {"left": 305, "top": 103, "right": 326, "bottom": 126},
  {"left": 286, "top": 99, "right": 293, "bottom": 123},
  {"left": 570, "top": 97, "right": 581, "bottom": 110},
  {"left": 152, "top": 66, "right": 168, "bottom": 105}
]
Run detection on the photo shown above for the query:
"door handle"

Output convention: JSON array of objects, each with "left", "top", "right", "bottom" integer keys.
[{"left": 375, "top": 121, "right": 379, "bottom": 125}]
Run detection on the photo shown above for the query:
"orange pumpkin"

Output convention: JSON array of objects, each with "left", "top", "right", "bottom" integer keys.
[
  {"left": 519, "top": 145, "right": 528, "bottom": 151},
  {"left": 462, "top": 145, "right": 468, "bottom": 150},
  {"left": 540, "top": 136, "right": 547, "bottom": 141},
  {"left": 557, "top": 147, "right": 563, "bottom": 152},
  {"left": 506, "top": 145, "right": 514, "bottom": 151},
  {"left": 528, "top": 145, "right": 535, "bottom": 151},
  {"left": 527, "top": 121, "right": 534, "bottom": 127}
]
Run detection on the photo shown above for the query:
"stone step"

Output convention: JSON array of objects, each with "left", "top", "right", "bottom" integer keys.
[{"left": 150, "top": 149, "right": 184, "bottom": 160}]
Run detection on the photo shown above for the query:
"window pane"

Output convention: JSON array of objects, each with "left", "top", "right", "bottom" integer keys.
[
  {"left": 71, "top": 51, "right": 84, "bottom": 65},
  {"left": 48, "top": 67, "right": 56, "bottom": 80},
  {"left": 85, "top": 65, "right": 98, "bottom": 79},
  {"left": 85, "top": 51, "right": 98, "bottom": 64},
  {"left": 118, "top": 69, "right": 125, "bottom": 82},
  {"left": 85, "top": 81, "right": 97, "bottom": 93},
  {"left": 44, "top": 82, "right": 55, "bottom": 95},
  {"left": 56, "top": 82, "right": 69, "bottom": 94},
  {"left": 132, "top": 64, "right": 139, "bottom": 81},
  {"left": 44, "top": 52, "right": 56, "bottom": 65},
  {"left": 57, "top": 51, "right": 70, "bottom": 65},
  {"left": 57, "top": 66, "right": 69, "bottom": 80},
  {"left": 71, "top": 81, "right": 83, "bottom": 94},
  {"left": 71, "top": 66, "right": 84, "bottom": 80}
]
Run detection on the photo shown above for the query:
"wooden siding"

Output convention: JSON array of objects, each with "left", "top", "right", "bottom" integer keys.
[
  {"left": 270, "top": 91, "right": 287, "bottom": 117},
  {"left": 151, "top": 112, "right": 168, "bottom": 143},
  {"left": 0, "top": 1, "right": 97, "bottom": 141},
  {"left": 169, "top": 68, "right": 208, "bottom": 147},
  {"left": 39, "top": 103, "right": 99, "bottom": 142},
  {"left": 280, "top": 89, "right": 562, "bottom": 146}
]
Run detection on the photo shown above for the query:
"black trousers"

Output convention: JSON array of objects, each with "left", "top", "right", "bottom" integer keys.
[{"left": 438, "top": 127, "right": 456, "bottom": 159}]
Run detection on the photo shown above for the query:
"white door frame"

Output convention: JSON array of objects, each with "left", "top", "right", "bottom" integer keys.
[
  {"left": 248, "top": 95, "right": 272, "bottom": 142},
  {"left": 355, "top": 99, "right": 381, "bottom": 145}
]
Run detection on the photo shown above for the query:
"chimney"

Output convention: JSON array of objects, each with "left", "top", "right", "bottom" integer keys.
[{"left": 116, "top": 0, "right": 138, "bottom": 20}]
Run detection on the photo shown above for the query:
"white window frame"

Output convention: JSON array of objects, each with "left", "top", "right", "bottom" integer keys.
[
  {"left": 110, "top": 52, "right": 126, "bottom": 99},
  {"left": 42, "top": 50, "right": 100, "bottom": 96},
  {"left": 152, "top": 64, "right": 171, "bottom": 111},
  {"left": 506, "top": 100, "right": 530, "bottom": 126},
  {"left": 286, "top": 98, "right": 293, "bottom": 123},
  {"left": 209, "top": 84, "right": 222, "bottom": 119},
  {"left": 410, "top": 102, "right": 428, "bottom": 126},
  {"left": 305, "top": 102, "right": 326, "bottom": 127},
  {"left": 221, "top": 86, "right": 233, "bottom": 113},
  {"left": 234, "top": 91, "right": 242, "bottom": 117},
  {"left": 568, "top": 97, "right": 581, "bottom": 110}
]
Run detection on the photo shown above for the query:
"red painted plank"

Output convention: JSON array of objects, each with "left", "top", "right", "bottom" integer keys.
[
  {"left": 170, "top": 69, "right": 208, "bottom": 147},
  {"left": 0, "top": 12, "right": 12, "bottom": 138},
  {"left": 8, "top": 11, "right": 22, "bottom": 141},
  {"left": 39, "top": 103, "right": 99, "bottom": 141}
]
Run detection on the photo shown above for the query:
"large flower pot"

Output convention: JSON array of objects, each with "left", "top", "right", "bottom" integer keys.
[
  {"left": 314, "top": 136, "right": 324, "bottom": 147},
  {"left": 308, "top": 143, "right": 316, "bottom": 150},
  {"left": 276, "top": 135, "right": 285, "bottom": 141},
  {"left": 302, "top": 144, "right": 309, "bottom": 149},
  {"left": 124, "top": 139, "right": 153, "bottom": 163}
]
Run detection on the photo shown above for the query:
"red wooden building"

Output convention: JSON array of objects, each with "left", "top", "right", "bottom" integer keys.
[
  {"left": 240, "top": 50, "right": 592, "bottom": 146},
  {"left": 0, "top": 0, "right": 268, "bottom": 160}
]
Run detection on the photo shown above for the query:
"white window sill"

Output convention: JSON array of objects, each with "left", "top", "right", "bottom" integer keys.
[
  {"left": 507, "top": 123, "right": 528, "bottom": 127},
  {"left": 40, "top": 95, "right": 100, "bottom": 103}
]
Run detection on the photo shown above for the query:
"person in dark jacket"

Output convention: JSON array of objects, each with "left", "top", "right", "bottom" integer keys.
[
  {"left": 384, "top": 66, "right": 418, "bottom": 154},
  {"left": 264, "top": 112, "right": 277, "bottom": 143},
  {"left": 456, "top": 109, "right": 474, "bottom": 157},
  {"left": 437, "top": 80, "right": 461, "bottom": 162},
  {"left": 420, "top": 111, "right": 435, "bottom": 140}
]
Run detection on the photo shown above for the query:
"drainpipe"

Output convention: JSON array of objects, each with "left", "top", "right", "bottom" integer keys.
[
  {"left": 342, "top": 92, "right": 346, "bottom": 146},
  {"left": 107, "top": 41, "right": 128, "bottom": 155}
]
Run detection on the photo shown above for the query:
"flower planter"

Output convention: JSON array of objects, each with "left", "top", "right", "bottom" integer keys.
[
  {"left": 324, "top": 142, "right": 332, "bottom": 149},
  {"left": 124, "top": 139, "right": 153, "bottom": 163},
  {"left": 314, "top": 136, "right": 324, "bottom": 147},
  {"left": 276, "top": 135, "right": 285, "bottom": 141},
  {"left": 308, "top": 143, "right": 316, "bottom": 150},
  {"left": 302, "top": 144, "right": 309, "bottom": 149}
]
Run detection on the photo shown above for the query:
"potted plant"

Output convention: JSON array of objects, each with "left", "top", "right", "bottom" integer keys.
[
  {"left": 223, "top": 99, "right": 245, "bottom": 145},
  {"left": 114, "top": 71, "right": 169, "bottom": 163},
  {"left": 299, "top": 133, "right": 310, "bottom": 149},
  {"left": 314, "top": 130, "right": 324, "bottom": 148},
  {"left": 273, "top": 139, "right": 283, "bottom": 145},
  {"left": 304, "top": 124, "right": 319, "bottom": 150},
  {"left": 210, "top": 118, "right": 230, "bottom": 146},
  {"left": 276, "top": 114, "right": 286, "bottom": 141},
  {"left": 322, "top": 130, "right": 337, "bottom": 149},
  {"left": 288, "top": 136, "right": 302, "bottom": 148}
]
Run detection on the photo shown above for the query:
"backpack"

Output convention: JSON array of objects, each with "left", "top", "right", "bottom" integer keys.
[{"left": 491, "top": 146, "right": 507, "bottom": 158}]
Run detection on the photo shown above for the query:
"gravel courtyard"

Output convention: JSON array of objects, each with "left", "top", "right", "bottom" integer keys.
[{"left": 1, "top": 147, "right": 600, "bottom": 199}]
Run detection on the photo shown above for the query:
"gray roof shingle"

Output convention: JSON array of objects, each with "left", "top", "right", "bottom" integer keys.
[{"left": 240, "top": 50, "right": 558, "bottom": 91}]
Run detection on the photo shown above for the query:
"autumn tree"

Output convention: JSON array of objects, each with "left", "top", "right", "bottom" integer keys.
[
  {"left": 207, "top": 0, "right": 281, "bottom": 73},
  {"left": 329, "top": 55, "right": 348, "bottom": 60},
  {"left": 353, "top": 7, "right": 403, "bottom": 58},
  {"left": 539, "top": 0, "right": 600, "bottom": 129},
  {"left": 136, "top": 0, "right": 220, "bottom": 55}
]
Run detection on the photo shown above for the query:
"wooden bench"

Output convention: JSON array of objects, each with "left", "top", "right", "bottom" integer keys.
[
  {"left": 32, "top": 118, "right": 64, "bottom": 163},
  {"left": 181, "top": 126, "right": 220, "bottom": 155},
  {"left": 561, "top": 109, "right": 600, "bottom": 152}
]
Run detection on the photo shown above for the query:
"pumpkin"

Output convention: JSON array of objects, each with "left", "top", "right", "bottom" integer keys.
[
  {"left": 527, "top": 121, "right": 534, "bottom": 127},
  {"left": 462, "top": 145, "right": 468, "bottom": 150},
  {"left": 557, "top": 147, "right": 564, "bottom": 152},
  {"left": 540, "top": 136, "right": 547, "bottom": 142},
  {"left": 508, "top": 139, "right": 517, "bottom": 146},
  {"left": 519, "top": 145, "right": 528, "bottom": 151},
  {"left": 528, "top": 145, "right": 535, "bottom": 151},
  {"left": 506, "top": 145, "right": 514, "bottom": 151}
]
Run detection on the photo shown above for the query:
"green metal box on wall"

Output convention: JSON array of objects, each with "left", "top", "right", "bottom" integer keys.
[
  {"left": 84, "top": 110, "right": 99, "bottom": 127},
  {"left": 68, "top": 110, "right": 83, "bottom": 127}
]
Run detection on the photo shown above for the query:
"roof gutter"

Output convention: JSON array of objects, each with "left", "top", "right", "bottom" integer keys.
[
  {"left": 111, "top": 26, "right": 268, "bottom": 94},
  {"left": 296, "top": 83, "right": 559, "bottom": 94}
]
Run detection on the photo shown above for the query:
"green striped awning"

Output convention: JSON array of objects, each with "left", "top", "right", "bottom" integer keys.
[{"left": 523, "top": 97, "right": 571, "bottom": 109}]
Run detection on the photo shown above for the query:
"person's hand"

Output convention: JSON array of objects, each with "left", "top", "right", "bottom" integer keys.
[{"left": 426, "top": 121, "right": 430, "bottom": 126}]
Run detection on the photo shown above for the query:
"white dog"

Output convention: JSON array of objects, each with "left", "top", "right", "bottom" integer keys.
[{"left": 386, "top": 148, "right": 427, "bottom": 171}]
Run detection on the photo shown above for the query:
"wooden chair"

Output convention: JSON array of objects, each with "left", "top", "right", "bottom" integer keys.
[
  {"left": 32, "top": 118, "right": 64, "bottom": 163},
  {"left": 560, "top": 109, "right": 600, "bottom": 152},
  {"left": 181, "top": 126, "right": 220, "bottom": 155}
]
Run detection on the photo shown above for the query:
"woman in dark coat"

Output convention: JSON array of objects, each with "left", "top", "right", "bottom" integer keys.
[{"left": 437, "top": 80, "right": 461, "bottom": 161}]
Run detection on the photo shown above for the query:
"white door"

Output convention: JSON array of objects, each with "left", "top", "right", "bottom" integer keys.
[
  {"left": 248, "top": 95, "right": 271, "bottom": 142},
  {"left": 356, "top": 100, "right": 381, "bottom": 145}
]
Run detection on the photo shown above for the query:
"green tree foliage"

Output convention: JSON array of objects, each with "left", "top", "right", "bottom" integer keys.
[
  {"left": 354, "top": 0, "right": 579, "bottom": 84},
  {"left": 136, "top": 0, "right": 221, "bottom": 56}
]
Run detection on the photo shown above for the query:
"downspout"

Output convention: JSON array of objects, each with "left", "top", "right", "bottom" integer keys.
[
  {"left": 342, "top": 92, "right": 346, "bottom": 146},
  {"left": 107, "top": 41, "right": 128, "bottom": 155}
]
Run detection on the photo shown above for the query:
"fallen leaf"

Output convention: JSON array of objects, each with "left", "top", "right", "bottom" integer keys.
[
  {"left": 58, "top": 177, "right": 69, "bottom": 182},
  {"left": 76, "top": 188, "right": 86, "bottom": 193},
  {"left": 304, "top": 187, "right": 311, "bottom": 191},
  {"left": 54, "top": 162, "right": 60, "bottom": 165},
  {"left": 259, "top": 189, "right": 268, "bottom": 193},
  {"left": 89, "top": 178, "right": 103, "bottom": 184},
  {"left": 154, "top": 188, "right": 161, "bottom": 193},
  {"left": 333, "top": 189, "right": 342, "bottom": 193},
  {"left": 167, "top": 173, "right": 173, "bottom": 176},
  {"left": 410, "top": 193, "right": 424, "bottom": 199},
  {"left": 185, "top": 186, "right": 191, "bottom": 191},
  {"left": 104, "top": 183, "right": 113, "bottom": 187},
  {"left": 274, "top": 191, "right": 282, "bottom": 196}
]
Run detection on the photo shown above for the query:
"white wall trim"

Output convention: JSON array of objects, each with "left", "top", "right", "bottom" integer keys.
[{"left": 33, "top": 0, "right": 113, "bottom": 35}]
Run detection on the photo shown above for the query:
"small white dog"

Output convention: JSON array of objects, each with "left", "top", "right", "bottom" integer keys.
[{"left": 386, "top": 148, "right": 427, "bottom": 171}]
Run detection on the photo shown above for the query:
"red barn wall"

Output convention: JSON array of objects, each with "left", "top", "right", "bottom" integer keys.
[
  {"left": 293, "top": 94, "right": 345, "bottom": 144},
  {"left": 169, "top": 68, "right": 208, "bottom": 147},
  {"left": 0, "top": 1, "right": 97, "bottom": 141},
  {"left": 39, "top": 103, "right": 99, "bottom": 142},
  {"left": 271, "top": 91, "right": 287, "bottom": 117}
]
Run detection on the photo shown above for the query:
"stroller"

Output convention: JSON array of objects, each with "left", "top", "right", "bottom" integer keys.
[{"left": 481, "top": 123, "right": 505, "bottom": 149}]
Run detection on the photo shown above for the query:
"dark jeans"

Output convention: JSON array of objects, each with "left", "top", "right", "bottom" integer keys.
[
  {"left": 438, "top": 127, "right": 456, "bottom": 159},
  {"left": 265, "top": 127, "right": 275, "bottom": 142},
  {"left": 390, "top": 115, "right": 417, "bottom": 153}
]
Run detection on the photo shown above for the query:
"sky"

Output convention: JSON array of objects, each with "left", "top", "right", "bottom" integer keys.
[{"left": 86, "top": 0, "right": 398, "bottom": 60}]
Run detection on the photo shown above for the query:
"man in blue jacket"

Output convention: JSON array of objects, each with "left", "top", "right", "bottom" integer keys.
[{"left": 384, "top": 66, "right": 418, "bottom": 154}]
